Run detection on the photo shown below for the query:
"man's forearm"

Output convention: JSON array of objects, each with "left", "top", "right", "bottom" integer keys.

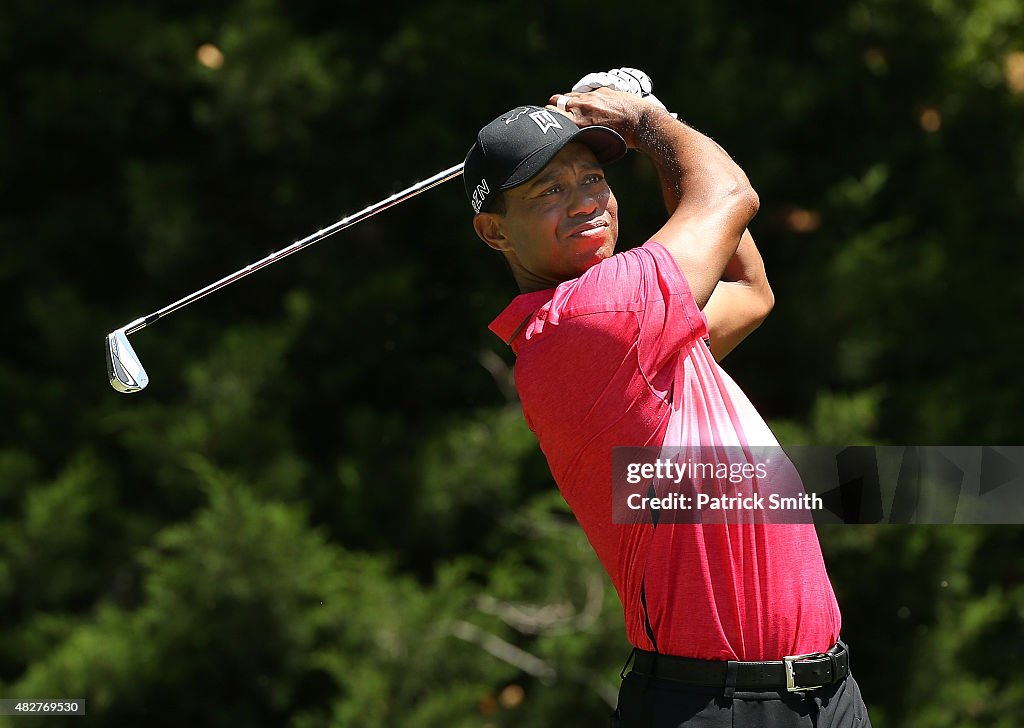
[
  {"left": 633, "top": 109, "right": 757, "bottom": 225},
  {"left": 629, "top": 108, "right": 759, "bottom": 306}
]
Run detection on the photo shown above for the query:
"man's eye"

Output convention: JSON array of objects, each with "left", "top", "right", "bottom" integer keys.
[
  {"left": 585, "top": 174, "right": 604, "bottom": 184},
  {"left": 542, "top": 185, "right": 562, "bottom": 195}
]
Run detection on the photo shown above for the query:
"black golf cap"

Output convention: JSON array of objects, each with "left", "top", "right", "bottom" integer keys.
[{"left": 464, "top": 105, "right": 627, "bottom": 214}]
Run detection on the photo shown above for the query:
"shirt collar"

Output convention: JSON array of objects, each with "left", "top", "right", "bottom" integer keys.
[{"left": 488, "top": 288, "right": 555, "bottom": 350}]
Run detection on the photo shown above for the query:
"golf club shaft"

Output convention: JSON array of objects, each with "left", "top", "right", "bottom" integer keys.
[{"left": 120, "top": 162, "right": 466, "bottom": 336}]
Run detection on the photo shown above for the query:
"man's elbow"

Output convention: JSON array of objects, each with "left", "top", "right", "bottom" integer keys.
[
  {"left": 742, "top": 273, "right": 774, "bottom": 330},
  {"left": 716, "top": 174, "right": 759, "bottom": 228},
  {"left": 745, "top": 186, "right": 760, "bottom": 221},
  {"left": 731, "top": 177, "right": 760, "bottom": 224}
]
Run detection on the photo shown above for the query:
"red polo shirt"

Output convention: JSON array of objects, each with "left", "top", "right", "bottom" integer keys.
[{"left": 489, "top": 242, "right": 840, "bottom": 661}]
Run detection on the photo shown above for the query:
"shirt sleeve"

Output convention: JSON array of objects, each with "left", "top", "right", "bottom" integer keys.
[{"left": 554, "top": 241, "right": 708, "bottom": 376}]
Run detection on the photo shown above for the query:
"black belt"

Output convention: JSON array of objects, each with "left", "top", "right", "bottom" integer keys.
[{"left": 630, "top": 640, "right": 850, "bottom": 693}]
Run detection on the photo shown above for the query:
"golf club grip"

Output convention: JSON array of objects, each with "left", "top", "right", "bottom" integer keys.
[{"left": 123, "top": 162, "right": 466, "bottom": 335}]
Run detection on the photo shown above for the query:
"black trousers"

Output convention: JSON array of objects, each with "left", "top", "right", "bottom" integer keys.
[{"left": 610, "top": 670, "right": 872, "bottom": 728}]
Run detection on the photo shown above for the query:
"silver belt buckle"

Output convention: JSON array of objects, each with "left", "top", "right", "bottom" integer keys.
[{"left": 783, "top": 652, "right": 825, "bottom": 692}]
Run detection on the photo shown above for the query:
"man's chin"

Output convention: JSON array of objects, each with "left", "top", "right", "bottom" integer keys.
[
  {"left": 573, "top": 244, "right": 615, "bottom": 275},
  {"left": 587, "top": 236, "right": 617, "bottom": 261}
]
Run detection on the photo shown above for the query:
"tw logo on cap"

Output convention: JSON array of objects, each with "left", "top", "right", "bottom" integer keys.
[{"left": 528, "top": 109, "right": 562, "bottom": 134}]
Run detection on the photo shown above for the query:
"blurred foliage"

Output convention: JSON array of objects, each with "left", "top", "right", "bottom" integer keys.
[{"left": 1, "top": 0, "right": 1022, "bottom": 725}]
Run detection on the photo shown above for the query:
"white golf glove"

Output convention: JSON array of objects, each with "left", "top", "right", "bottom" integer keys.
[{"left": 571, "top": 67, "right": 673, "bottom": 115}]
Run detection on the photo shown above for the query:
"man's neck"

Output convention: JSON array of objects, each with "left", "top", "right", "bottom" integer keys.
[{"left": 512, "top": 264, "right": 562, "bottom": 294}]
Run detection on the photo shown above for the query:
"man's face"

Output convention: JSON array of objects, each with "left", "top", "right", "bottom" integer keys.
[{"left": 485, "top": 143, "right": 619, "bottom": 287}]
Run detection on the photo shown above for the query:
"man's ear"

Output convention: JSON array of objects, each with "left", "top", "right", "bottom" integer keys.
[{"left": 473, "top": 212, "right": 512, "bottom": 253}]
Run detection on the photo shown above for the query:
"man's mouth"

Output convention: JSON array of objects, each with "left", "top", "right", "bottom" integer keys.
[{"left": 567, "top": 220, "right": 608, "bottom": 238}]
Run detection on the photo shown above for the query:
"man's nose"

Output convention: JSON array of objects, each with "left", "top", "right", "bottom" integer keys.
[{"left": 567, "top": 185, "right": 599, "bottom": 216}]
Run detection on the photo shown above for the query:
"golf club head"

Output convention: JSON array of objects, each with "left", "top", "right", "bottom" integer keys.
[{"left": 106, "top": 329, "right": 149, "bottom": 393}]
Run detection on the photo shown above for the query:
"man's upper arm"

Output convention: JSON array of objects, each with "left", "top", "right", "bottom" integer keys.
[{"left": 650, "top": 188, "right": 759, "bottom": 311}]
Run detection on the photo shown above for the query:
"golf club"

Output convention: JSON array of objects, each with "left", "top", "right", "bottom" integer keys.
[{"left": 106, "top": 162, "right": 465, "bottom": 393}]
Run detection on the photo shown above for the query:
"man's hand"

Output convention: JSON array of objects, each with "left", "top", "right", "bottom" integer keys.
[
  {"left": 573, "top": 68, "right": 649, "bottom": 95},
  {"left": 571, "top": 67, "right": 673, "bottom": 114},
  {"left": 547, "top": 87, "right": 671, "bottom": 149}
]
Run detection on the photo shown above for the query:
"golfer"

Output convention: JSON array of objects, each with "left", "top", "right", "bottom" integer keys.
[{"left": 465, "top": 74, "right": 872, "bottom": 727}]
